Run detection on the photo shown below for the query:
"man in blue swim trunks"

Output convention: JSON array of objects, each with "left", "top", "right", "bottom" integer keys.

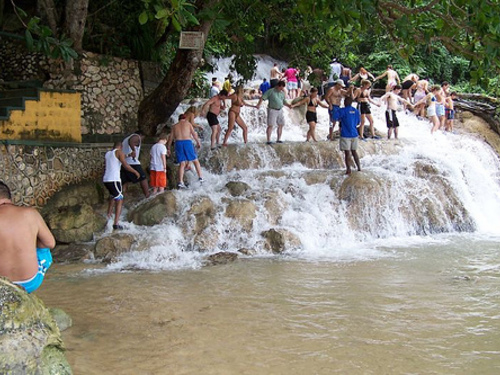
[
  {"left": 0, "top": 181, "right": 56, "bottom": 293},
  {"left": 167, "top": 114, "right": 204, "bottom": 189}
]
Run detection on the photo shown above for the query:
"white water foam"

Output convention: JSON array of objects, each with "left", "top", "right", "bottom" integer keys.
[{"left": 109, "top": 58, "right": 500, "bottom": 271}]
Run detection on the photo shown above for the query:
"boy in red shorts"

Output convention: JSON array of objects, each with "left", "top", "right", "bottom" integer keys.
[{"left": 150, "top": 134, "right": 168, "bottom": 194}]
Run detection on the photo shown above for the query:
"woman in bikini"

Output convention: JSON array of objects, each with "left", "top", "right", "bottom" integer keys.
[
  {"left": 353, "top": 80, "right": 381, "bottom": 139},
  {"left": 291, "top": 87, "right": 328, "bottom": 142},
  {"left": 349, "top": 67, "right": 375, "bottom": 86},
  {"left": 222, "top": 85, "right": 256, "bottom": 146}
]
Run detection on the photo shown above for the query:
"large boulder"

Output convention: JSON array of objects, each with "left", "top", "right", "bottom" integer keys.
[
  {"left": 205, "top": 252, "right": 239, "bottom": 266},
  {"left": 127, "top": 191, "right": 177, "bottom": 226},
  {"left": 51, "top": 243, "right": 94, "bottom": 263},
  {"left": 0, "top": 277, "right": 72, "bottom": 374},
  {"left": 94, "top": 233, "right": 136, "bottom": 262},
  {"left": 188, "top": 197, "right": 216, "bottom": 235},
  {"left": 224, "top": 199, "right": 257, "bottom": 231},
  {"left": 225, "top": 181, "right": 250, "bottom": 197},
  {"left": 261, "top": 228, "right": 302, "bottom": 254},
  {"left": 41, "top": 181, "right": 104, "bottom": 213},
  {"left": 45, "top": 203, "right": 106, "bottom": 243}
]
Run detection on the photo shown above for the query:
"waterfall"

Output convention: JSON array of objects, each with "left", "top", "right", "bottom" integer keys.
[{"left": 107, "top": 58, "right": 500, "bottom": 271}]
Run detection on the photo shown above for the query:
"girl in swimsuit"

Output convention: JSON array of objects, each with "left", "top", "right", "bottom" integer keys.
[
  {"left": 222, "top": 85, "right": 257, "bottom": 146},
  {"left": 414, "top": 86, "right": 440, "bottom": 133},
  {"left": 353, "top": 80, "right": 381, "bottom": 139},
  {"left": 291, "top": 88, "right": 328, "bottom": 142},
  {"left": 413, "top": 79, "right": 429, "bottom": 117}
]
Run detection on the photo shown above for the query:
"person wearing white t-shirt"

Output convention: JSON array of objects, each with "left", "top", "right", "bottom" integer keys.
[{"left": 150, "top": 134, "right": 168, "bottom": 194}]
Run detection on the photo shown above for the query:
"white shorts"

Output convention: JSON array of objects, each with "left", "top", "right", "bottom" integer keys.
[
  {"left": 267, "top": 108, "right": 285, "bottom": 127},
  {"left": 287, "top": 81, "right": 298, "bottom": 90},
  {"left": 340, "top": 137, "right": 358, "bottom": 151},
  {"left": 427, "top": 105, "right": 436, "bottom": 117}
]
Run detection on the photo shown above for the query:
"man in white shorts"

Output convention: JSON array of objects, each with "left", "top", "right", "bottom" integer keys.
[{"left": 256, "top": 81, "right": 292, "bottom": 144}]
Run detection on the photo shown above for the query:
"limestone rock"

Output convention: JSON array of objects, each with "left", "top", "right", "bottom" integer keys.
[
  {"left": 0, "top": 277, "right": 72, "bottom": 374},
  {"left": 51, "top": 243, "right": 94, "bottom": 263},
  {"left": 127, "top": 191, "right": 177, "bottom": 226},
  {"left": 205, "top": 252, "right": 238, "bottom": 266},
  {"left": 46, "top": 204, "right": 105, "bottom": 243},
  {"left": 225, "top": 181, "right": 251, "bottom": 197},
  {"left": 193, "top": 230, "right": 219, "bottom": 252},
  {"left": 225, "top": 199, "right": 256, "bottom": 231},
  {"left": 188, "top": 197, "right": 216, "bottom": 234},
  {"left": 262, "top": 190, "right": 287, "bottom": 225},
  {"left": 49, "top": 308, "right": 73, "bottom": 332},
  {"left": 94, "top": 233, "right": 136, "bottom": 262},
  {"left": 42, "top": 181, "right": 104, "bottom": 212},
  {"left": 261, "top": 228, "right": 302, "bottom": 254}
]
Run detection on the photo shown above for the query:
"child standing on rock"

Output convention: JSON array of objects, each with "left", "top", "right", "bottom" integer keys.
[{"left": 150, "top": 134, "right": 168, "bottom": 194}]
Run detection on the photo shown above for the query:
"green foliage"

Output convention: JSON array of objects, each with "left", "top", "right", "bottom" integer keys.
[
  {"left": 186, "top": 68, "right": 210, "bottom": 98},
  {"left": 23, "top": 15, "right": 77, "bottom": 61}
]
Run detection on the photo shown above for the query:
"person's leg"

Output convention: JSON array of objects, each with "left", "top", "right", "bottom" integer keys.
[
  {"left": 107, "top": 197, "right": 114, "bottom": 218},
  {"left": 210, "top": 125, "right": 217, "bottom": 149},
  {"left": 277, "top": 124, "right": 283, "bottom": 142},
  {"left": 388, "top": 127, "right": 392, "bottom": 139},
  {"left": 235, "top": 116, "right": 248, "bottom": 144},
  {"left": 178, "top": 162, "right": 186, "bottom": 185},
  {"left": 367, "top": 114, "right": 375, "bottom": 137},
  {"left": 114, "top": 199, "right": 123, "bottom": 226},
  {"left": 431, "top": 116, "right": 440, "bottom": 133},
  {"left": 352, "top": 150, "right": 361, "bottom": 171},
  {"left": 193, "top": 159, "right": 203, "bottom": 178},
  {"left": 309, "top": 121, "right": 317, "bottom": 142},
  {"left": 344, "top": 150, "right": 351, "bottom": 174},
  {"left": 266, "top": 126, "right": 273, "bottom": 143},
  {"left": 359, "top": 114, "right": 366, "bottom": 138},
  {"left": 140, "top": 179, "right": 149, "bottom": 198},
  {"left": 215, "top": 124, "right": 221, "bottom": 146},
  {"left": 222, "top": 111, "right": 236, "bottom": 146}
]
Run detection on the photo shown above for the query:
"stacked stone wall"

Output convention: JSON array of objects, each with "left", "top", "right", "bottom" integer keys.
[
  {"left": 0, "top": 36, "right": 163, "bottom": 137},
  {"left": 0, "top": 142, "right": 109, "bottom": 207}
]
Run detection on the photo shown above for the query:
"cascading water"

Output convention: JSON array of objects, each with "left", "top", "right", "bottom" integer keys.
[{"left": 107, "top": 58, "right": 500, "bottom": 272}]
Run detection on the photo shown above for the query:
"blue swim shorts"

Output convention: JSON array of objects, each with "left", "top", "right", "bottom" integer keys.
[
  {"left": 329, "top": 105, "right": 341, "bottom": 125},
  {"left": 13, "top": 248, "right": 53, "bottom": 293},
  {"left": 175, "top": 140, "right": 197, "bottom": 163}
]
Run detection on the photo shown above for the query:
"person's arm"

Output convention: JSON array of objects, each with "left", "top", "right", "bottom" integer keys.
[
  {"left": 35, "top": 210, "right": 56, "bottom": 249},
  {"left": 349, "top": 73, "right": 360, "bottom": 83},
  {"left": 117, "top": 149, "right": 141, "bottom": 178},
  {"left": 166, "top": 132, "right": 174, "bottom": 157},
  {"left": 161, "top": 151, "right": 167, "bottom": 172},
  {"left": 374, "top": 71, "right": 387, "bottom": 82},
  {"left": 413, "top": 93, "right": 429, "bottom": 107},
  {"left": 128, "top": 134, "right": 140, "bottom": 159},
  {"left": 201, "top": 98, "right": 214, "bottom": 116},
  {"left": 257, "top": 90, "right": 269, "bottom": 108},
  {"left": 367, "top": 71, "right": 375, "bottom": 80},
  {"left": 290, "top": 97, "right": 308, "bottom": 108},
  {"left": 352, "top": 88, "right": 361, "bottom": 100},
  {"left": 318, "top": 99, "right": 329, "bottom": 108},
  {"left": 190, "top": 125, "right": 201, "bottom": 148},
  {"left": 396, "top": 73, "right": 401, "bottom": 84}
]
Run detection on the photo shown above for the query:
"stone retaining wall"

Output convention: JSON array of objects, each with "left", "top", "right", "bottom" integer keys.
[
  {"left": 0, "top": 142, "right": 109, "bottom": 207},
  {"left": 0, "top": 36, "right": 162, "bottom": 136}
]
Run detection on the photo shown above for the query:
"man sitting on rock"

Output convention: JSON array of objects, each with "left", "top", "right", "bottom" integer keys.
[{"left": 0, "top": 181, "right": 56, "bottom": 293}]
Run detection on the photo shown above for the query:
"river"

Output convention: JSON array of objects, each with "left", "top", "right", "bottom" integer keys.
[
  {"left": 37, "top": 61, "right": 500, "bottom": 374},
  {"left": 39, "top": 234, "right": 500, "bottom": 374}
]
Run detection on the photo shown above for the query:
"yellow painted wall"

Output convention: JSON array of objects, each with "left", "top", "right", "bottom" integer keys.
[{"left": 0, "top": 91, "right": 82, "bottom": 142}]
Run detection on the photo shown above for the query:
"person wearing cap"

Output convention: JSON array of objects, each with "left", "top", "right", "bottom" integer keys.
[{"left": 324, "top": 79, "right": 353, "bottom": 140}]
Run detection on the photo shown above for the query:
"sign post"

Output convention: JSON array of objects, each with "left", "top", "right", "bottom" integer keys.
[{"left": 179, "top": 32, "right": 204, "bottom": 50}]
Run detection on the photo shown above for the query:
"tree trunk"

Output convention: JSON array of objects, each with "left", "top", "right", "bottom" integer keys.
[
  {"left": 138, "top": 0, "right": 220, "bottom": 136},
  {"left": 63, "top": 0, "right": 89, "bottom": 52},
  {"left": 38, "top": 0, "right": 59, "bottom": 36}
]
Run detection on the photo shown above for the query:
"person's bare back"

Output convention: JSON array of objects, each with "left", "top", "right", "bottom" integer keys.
[{"left": 0, "top": 203, "right": 55, "bottom": 281}]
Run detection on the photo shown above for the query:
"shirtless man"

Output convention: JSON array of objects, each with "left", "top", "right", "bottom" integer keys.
[
  {"left": 374, "top": 65, "right": 401, "bottom": 92},
  {"left": 380, "top": 85, "right": 412, "bottom": 139},
  {"left": 324, "top": 79, "right": 352, "bottom": 140},
  {"left": 201, "top": 89, "right": 228, "bottom": 149},
  {"left": 270, "top": 63, "right": 282, "bottom": 88},
  {"left": 167, "top": 114, "right": 203, "bottom": 189},
  {"left": 0, "top": 181, "right": 56, "bottom": 293}
]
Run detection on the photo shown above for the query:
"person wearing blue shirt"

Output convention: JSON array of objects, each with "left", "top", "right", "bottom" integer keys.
[
  {"left": 338, "top": 96, "right": 362, "bottom": 175},
  {"left": 259, "top": 78, "right": 270, "bottom": 94}
]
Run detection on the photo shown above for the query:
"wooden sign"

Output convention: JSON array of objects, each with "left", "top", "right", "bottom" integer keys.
[{"left": 179, "top": 32, "right": 204, "bottom": 50}]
